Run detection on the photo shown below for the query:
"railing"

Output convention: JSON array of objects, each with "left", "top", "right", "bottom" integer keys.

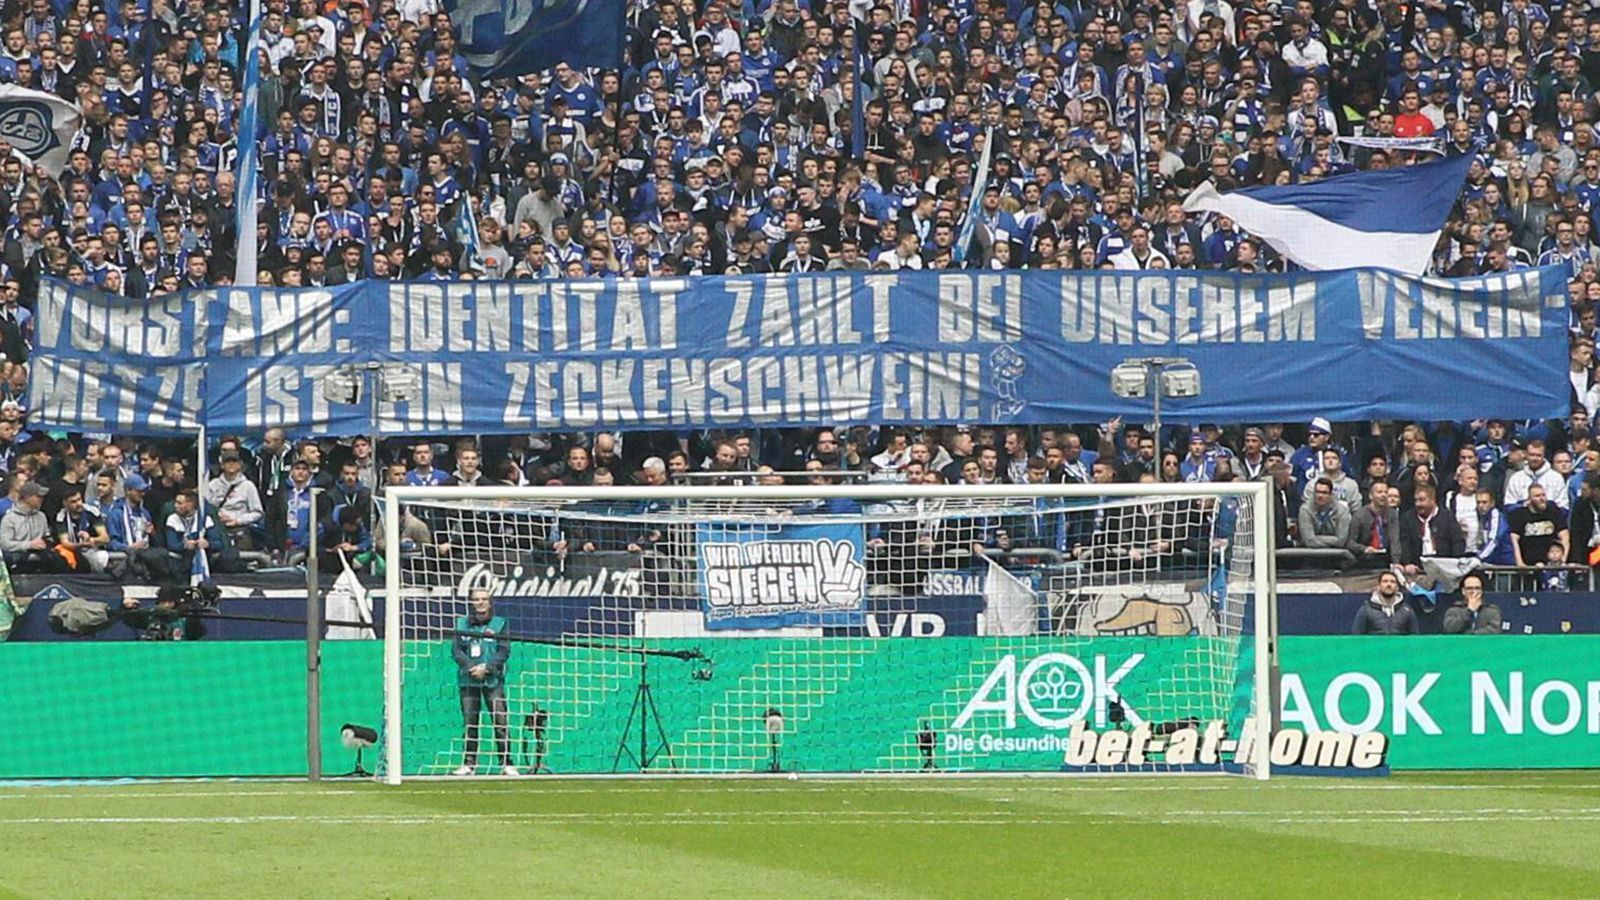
[
  {"left": 1478, "top": 565, "right": 1594, "bottom": 593},
  {"left": 669, "top": 469, "right": 871, "bottom": 485}
]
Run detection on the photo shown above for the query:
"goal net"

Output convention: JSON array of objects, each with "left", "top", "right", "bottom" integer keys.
[{"left": 380, "top": 482, "right": 1273, "bottom": 781}]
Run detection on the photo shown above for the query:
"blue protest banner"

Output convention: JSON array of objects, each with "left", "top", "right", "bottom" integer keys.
[
  {"left": 28, "top": 267, "right": 1571, "bottom": 435},
  {"left": 698, "top": 522, "right": 868, "bottom": 630}
]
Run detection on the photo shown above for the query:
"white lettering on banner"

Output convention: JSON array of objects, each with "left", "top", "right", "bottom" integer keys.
[
  {"left": 221, "top": 289, "right": 334, "bottom": 356},
  {"left": 1058, "top": 276, "right": 1317, "bottom": 344},
  {"left": 863, "top": 613, "right": 946, "bottom": 637},
  {"left": 1361, "top": 270, "right": 1546, "bottom": 340},
  {"left": 937, "top": 273, "right": 1022, "bottom": 342},
  {"left": 701, "top": 538, "right": 866, "bottom": 622},
  {"left": 864, "top": 273, "right": 896, "bottom": 342},
  {"left": 950, "top": 652, "right": 1145, "bottom": 731},
  {"left": 1278, "top": 672, "right": 1442, "bottom": 736},
  {"left": 1471, "top": 672, "right": 1600, "bottom": 736},
  {"left": 56, "top": 288, "right": 187, "bottom": 357},
  {"left": 241, "top": 364, "right": 340, "bottom": 429},
  {"left": 30, "top": 358, "right": 200, "bottom": 431},
  {"left": 388, "top": 363, "right": 464, "bottom": 431},
  {"left": 388, "top": 283, "right": 682, "bottom": 354},
  {"left": 500, "top": 353, "right": 980, "bottom": 428},
  {"left": 457, "top": 561, "right": 644, "bottom": 598},
  {"left": 795, "top": 278, "right": 864, "bottom": 344},
  {"left": 950, "top": 720, "right": 1388, "bottom": 770}
]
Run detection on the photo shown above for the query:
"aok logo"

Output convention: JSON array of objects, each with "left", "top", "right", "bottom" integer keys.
[{"left": 951, "top": 652, "right": 1146, "bottom": 731}]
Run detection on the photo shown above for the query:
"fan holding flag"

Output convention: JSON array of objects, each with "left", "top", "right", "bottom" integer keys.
[{"left": 1182, "top": 152, "right": 1473, "bottom": 275}]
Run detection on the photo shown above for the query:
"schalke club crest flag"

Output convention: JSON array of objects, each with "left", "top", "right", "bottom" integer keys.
[
  {"left": 446, "top": 0, "right": 626, "bottom": 78},
  {"left": 0, "top": 85, "right": 80, "bottom": 174}
]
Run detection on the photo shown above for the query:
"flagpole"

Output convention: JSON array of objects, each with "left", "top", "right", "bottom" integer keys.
[
  {"left": 851, "top": 37, "right": 867, "bottom": 160},
  {"left": 953, "top": 125, "right": 994, "bottom": 267},
  {"left": 235, "top": 0, "right": 263, "bottom": 286}
]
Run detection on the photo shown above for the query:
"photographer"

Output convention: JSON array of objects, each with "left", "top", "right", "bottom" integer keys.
[
  {"left": 121, "top": 584, "right": 208, "bottom": 641},
  {"left": 451, "top": 589, "right": 517, "bottom": 776}
]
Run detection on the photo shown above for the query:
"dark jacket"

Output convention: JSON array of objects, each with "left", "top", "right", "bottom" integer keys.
[
  {"left": 1353, "top": 593, "right": 1420, "bottom": 634},
  {"left": 1348, "top": 503, "right": 1400, "bottom": 561},
  {"left": 1441, "top": 600, "right": 1503, "bottom": 635},
  {"left": 1397, "top": 508, "right": 1467, "bottom": 566}
]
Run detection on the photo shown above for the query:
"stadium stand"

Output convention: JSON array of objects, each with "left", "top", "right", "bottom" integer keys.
[{"left": 0, "top": 0, "right": 1598, "bottom": 589}]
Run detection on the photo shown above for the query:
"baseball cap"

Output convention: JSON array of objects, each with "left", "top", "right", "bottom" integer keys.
[
  {"left": 1308, "top": 417, "right": 1332, "bottom": 435},
  {"left": 549, "top": 152, "right": 569, "bottom": 165},
  {"left": 19, "top": 482, "right": 47, "bottom": 498},
  {"left": 1189, "top": 430, "right": 1205, "bottom": 443},
  {"left": 124, "top": 473, "right": 149, "bottom": 492}
]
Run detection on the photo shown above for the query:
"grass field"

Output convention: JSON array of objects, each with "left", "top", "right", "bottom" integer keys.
[{"left": 0, "top": 772, "right": 1595, "bottom": 898}]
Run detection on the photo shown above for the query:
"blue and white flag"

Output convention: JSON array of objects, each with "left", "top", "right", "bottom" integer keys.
[
  {"left": 447, "top": 0, "right": 625, "bottom": 77},
  {"left": 1182, "top": 153, "right": 1472, "bottom": 275},
  {"left": 453, "top": 194, "right": 486, "bottom": 275},
  {"left": 953, "top": 125, "right": 994, "bottom": 266},
  {"left": 235, "top": 0, "right": 264, "bottom": 286},
  {"left": 0, "top": 85, "right": 81, "bottom": 174}
]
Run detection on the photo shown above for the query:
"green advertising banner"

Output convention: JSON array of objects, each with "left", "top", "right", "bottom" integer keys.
[
  {"left": 0, "top": 636, "right": 1595, "bottom": 778},
  {"left": 397, "top": 634, "right": 1253, "bottom": 776},
  {"left": 0, "top": 642, "right": 381, "bottom": 779},
  {"left": 1279, "top": 636, "right": 1600, "bottom": 770}
]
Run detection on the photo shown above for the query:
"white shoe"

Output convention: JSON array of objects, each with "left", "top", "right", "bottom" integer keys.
[
  {"left": 502, "top": 765, "right": 522, "bottom": 776},
  {"left": 452, "top": 765, "right": 473, "bottom": 776}
]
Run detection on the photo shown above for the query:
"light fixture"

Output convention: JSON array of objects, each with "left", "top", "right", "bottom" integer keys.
[
  {"left": 376, "top": 365, "right": 422, "bottom": 403},
  {"left": 1109, "top": 358, "right": 1202, "bottom": 444},
  {"left": 1109, "top": 362, "right": 1150, "bottom": 399},
  {"left": 321, "top": 368, "right": 361, "bottom": 405}
]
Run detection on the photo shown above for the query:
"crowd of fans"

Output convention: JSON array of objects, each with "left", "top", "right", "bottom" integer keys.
[
  {"left": 0, "top": 416, "right": 1597, "bottom": 588},
  {"left": 0, "top": 0, "right": 1587, "bottom": 291},
  {"left": 0, "top": 0, "right": 1595, "bottom": 588}
]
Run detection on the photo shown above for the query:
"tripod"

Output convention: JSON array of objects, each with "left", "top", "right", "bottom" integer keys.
[
  {"left": 342, "top": 745, "right": 373, "bottom": 778},
  {"left": 613, "top": 654, "right": 677, "bottom": 773},
  {"left": 520, "top": 707, "right": 550, "bottom": 775}
]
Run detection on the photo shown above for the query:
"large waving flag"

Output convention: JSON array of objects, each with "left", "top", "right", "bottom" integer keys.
[
  {"left": 235, "top": 0, "right": 264, "bottom": 286},
  {"left": 0, "top": 85, "right": 81, "bottom": 174},
  {"left": 447, "top": 0, "right": 625, "bottom": 77},
  {"left": 1182, "top": 153, "right": 1472, "bottom": 274}
]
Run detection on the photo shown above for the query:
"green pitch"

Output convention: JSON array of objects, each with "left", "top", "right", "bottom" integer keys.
[{"left": 0, "top": 773, "right": 1595, "bottom": 898}]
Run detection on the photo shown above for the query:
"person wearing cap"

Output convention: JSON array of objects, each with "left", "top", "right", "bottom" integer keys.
[
  {"left": 271, "top": 459, "right": 318, "bottom": 563},
  {"left": 1180, "top": 431, "right": 1219, "bottom": 482},
  {"left": 108, "top": 473, "right": 168, "bottom": 582},
  {"left": 1290, "top": 418, "right": 1340, "bottom": 493},
  {"left": 206, "top": 451, "right": 266, "bottom": 551},
  {"left": 1236, "top": 428, "right": 1271, "bottom": 480},
  {"left": 0, "top": 481, "right": 63, "bottom": 573}
]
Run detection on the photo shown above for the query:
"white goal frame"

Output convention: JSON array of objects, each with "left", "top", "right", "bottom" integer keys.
[{"left": 381, "top": 481, "right": 1275, "bottom": 783}]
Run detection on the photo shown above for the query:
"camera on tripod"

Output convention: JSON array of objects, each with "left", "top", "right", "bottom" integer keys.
[{"left": 172, "top": 581, "right": 222, "bottom": 615}]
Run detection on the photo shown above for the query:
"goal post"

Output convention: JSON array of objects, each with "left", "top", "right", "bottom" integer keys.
[{"left": 381, "top": 481, "right": 1274, "bottom": 782}]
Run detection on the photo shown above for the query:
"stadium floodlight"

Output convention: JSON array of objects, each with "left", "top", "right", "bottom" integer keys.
[
  {"left": 1110, "top": 357, "right": 1201, "bottom": 443},
  {"left": 378, "top": 483, "right": 1273, "bottom": 783},
  {"left": 1109, "top": 361, "right": 1150, "bottom": 399}
]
